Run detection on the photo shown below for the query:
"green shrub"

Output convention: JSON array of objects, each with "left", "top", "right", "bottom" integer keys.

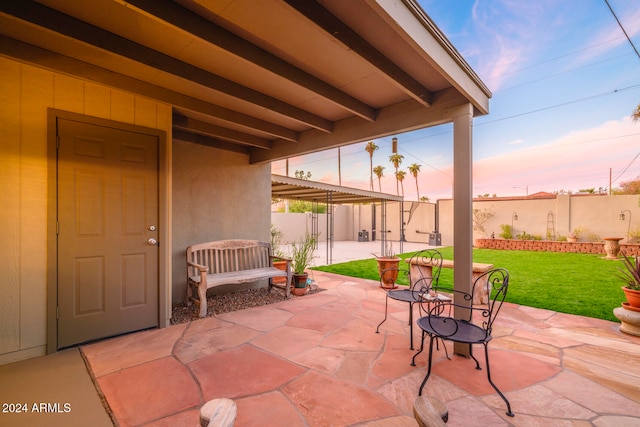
[{"left": 499, "top": 224, "right": 513, "bottom": 239}]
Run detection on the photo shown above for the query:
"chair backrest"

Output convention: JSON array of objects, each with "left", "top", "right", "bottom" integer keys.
[
  {"left": 472, "top": 268, "right": 509, "bottom": 335},
  {"left": 408, "top": 249, "right": 443, "bottom": 293},
  {"left": 419, "top": 267, "right": 509, "bottom": 340}
]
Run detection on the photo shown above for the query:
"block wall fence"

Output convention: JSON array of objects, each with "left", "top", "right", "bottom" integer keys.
[{"left": 475, "top": 238, "right": 640, "bottom": 257}]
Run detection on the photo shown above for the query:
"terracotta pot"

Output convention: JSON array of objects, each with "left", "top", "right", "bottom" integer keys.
[
  {"left": 292, "top": 272, "right": 309, "bottom": 288},
  {"left": 622, "top": 286, "right": 640, "bottom": 309},
  {"left": 377, "top": 257, "right": 400, "bottom": 289},
  {"left": 272, "top": 260, "right": 288, "bottom": 284},
  {"left": 292, "top": 286, "right": 309, "bottom": 296}
]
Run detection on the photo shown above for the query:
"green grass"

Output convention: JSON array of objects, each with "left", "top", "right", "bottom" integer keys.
[{"left": 312, "top": 247, "right": 626, "bottom": 322}]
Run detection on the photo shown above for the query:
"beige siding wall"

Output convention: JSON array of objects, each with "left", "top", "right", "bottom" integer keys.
[
  {"left": 0, "top": 57, "right": 172, "bottom": 364},
  {"left": 172, "top": 140, "right": 272, "bottom": 302}
]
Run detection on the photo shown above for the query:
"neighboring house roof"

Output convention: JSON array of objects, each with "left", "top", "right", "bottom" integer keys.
[
  {"left": 272, "top": 175, "right": 402, "bottom": 204},
  {"left": 0, "top": 0, "right": 490, "bottom": 162}
]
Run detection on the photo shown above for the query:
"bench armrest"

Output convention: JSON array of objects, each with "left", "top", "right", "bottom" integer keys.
[{"left": 187, "top": 260, "right": 208, "bottom": 272}]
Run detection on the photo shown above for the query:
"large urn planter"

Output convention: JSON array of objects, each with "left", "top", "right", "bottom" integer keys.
[
  {"left": 614, "top": 252, "right": 640, "bottom": 336},
  {"left": 603, "top": 237, "right": 623, "bottom": 260},
  {"left": 377, "top": 257, "right": 401, "bottom": 289}
]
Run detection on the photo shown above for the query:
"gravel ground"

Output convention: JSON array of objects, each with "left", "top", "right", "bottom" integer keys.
[{"left": 171, "top": 284, "right": 323, "bottom": 324}]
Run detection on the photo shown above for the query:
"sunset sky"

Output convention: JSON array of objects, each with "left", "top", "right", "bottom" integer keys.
[{"left": 272, "top": 0, "right": 640, "bottom": 200}]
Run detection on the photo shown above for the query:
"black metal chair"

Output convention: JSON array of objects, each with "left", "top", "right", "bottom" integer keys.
[
  {"left": 412, "top": 268, "right": 514, "bottom": 417},
  {"left": 376, "top": 249, "right": 443, "bottom": 350}
]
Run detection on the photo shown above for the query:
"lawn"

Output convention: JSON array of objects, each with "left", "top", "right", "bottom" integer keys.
[{"left": 312, "top": 247, "right": 627, "bottom": 322}]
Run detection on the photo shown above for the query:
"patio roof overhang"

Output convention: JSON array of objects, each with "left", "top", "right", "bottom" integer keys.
[
  {"left": 0, "top": 0, "right": 490, "bottom": 162},
  {"left": 1, "top": 0, "right": 488, "bottom": 355},
  {"left": 272, "top": 174, "right": 402, "bottom": 205}
]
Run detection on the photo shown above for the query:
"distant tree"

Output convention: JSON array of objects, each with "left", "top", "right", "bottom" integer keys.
[
  {"left": 473, "top": 208, "right": 495, "bottom": 236},
  {"left": 285, "top": 200, "right": 327, "bottom": 213},
  {"left": 578, "top": 188, "right": 596, "bottom": 194},
  {"left": 632, "top": 103, "right": 640, "bottom": 122},
  {"left": 419, "top": 196, "right": 430, "bottom": 202},
  {"left": 373, "top": 165, "right": 385, "bottom": 192},
  {"left": 616, "top": 179, "right": 640, "bottom": 195},
  {"left": 364, "top": 141, "right": 379, "bottom": 191},
  {"left": 395, "top": 170, "right": 406, "bottom": 196},
  {"left": 389, "top": 153, "right": 404, "bottom": 195},
  {"left": 295, "top": 170, "right": 311, "bottom": 180},
  {"left": 408, "top": 163, "right": 421, "bottom": 200}
]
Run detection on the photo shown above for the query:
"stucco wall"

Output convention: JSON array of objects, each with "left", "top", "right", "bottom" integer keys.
[
  {"left": 272, "top": 201, "right": 436, "bottom": 246},
  {"left": 273, "top": 195, "right": 639, "bottom": 250},
  {"left": 271, "top": 204, "right": 352, "bottom": 244},
  {"left": 438, "top": 194, "right": 640, "bottom": 246},
  {"left": 172, "top": 141, "right": 272, "bottom": 302},
  {"left": 0, "top": 57, "right": 172, "bottom": 364}
]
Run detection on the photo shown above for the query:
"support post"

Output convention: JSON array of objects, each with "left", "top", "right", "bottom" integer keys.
[{"left": 451, "top": 103, "right": 474, "bottom": 357}]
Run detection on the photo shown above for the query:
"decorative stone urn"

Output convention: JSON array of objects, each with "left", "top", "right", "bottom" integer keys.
[
  {"left": 376, "top": 257, "right": 401, "bottom": 289},
  {"left": 603, "top": 237, "right": 623, "bottom": 260}
]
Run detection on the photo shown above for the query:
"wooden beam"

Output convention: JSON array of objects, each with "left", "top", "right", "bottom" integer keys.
[
  {"left": 250, "top": 88, "right": 466, "bottom": 164},
  {"left": 0, "top": 1, "right": 333, "bottom": 133},
  {"left": 172, "top": 115, "right": 273, "bottom": 149},
  {"left": 284, "top": 0, "right": 433, "bottom": 107},
  {"left": 173, "top": 130, "right": 250, "bottom": 155},
  {"left": 0, "top": 34, "right": 300, "bottom": 142},
  {"left": 127, "top": 0, "right": 377, "bottom": 122}
]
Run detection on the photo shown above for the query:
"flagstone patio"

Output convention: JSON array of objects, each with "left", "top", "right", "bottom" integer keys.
[{"left": 77, "top": 270, "right": 640, "bottom": 426}]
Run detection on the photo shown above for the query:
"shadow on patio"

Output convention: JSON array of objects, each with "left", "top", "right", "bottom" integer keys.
[{"left": 3, "top": 269, "right": 640, "bottom": 426}]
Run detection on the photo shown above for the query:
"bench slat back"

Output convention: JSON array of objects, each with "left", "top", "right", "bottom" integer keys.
[{"left": 187, "top": 240, "right": 273, "bottom": 276}]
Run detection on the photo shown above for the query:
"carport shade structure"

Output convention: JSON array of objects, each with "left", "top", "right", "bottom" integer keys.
[{"left": 271, "top": 174, "right": 403, "bottom": 264}]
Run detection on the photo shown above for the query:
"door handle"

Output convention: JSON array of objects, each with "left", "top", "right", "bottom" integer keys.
[{"left": 148, "top": 238, "right": 158, "bottom": 246}]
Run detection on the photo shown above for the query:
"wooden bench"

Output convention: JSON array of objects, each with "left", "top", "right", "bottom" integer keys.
[
  {"left": 186, "top": 239, "right": 292, "bottom": 317},
  {"left": 406, "top": 258, "right": 494, "bottom": 304}
]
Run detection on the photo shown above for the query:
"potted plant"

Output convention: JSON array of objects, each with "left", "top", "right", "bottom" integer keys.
[
  {"left": 567, "top": 227, "right": 583, "bottom": 243},
  {"left": 270, "top": 224, "right": 290, "bottom": 284},
  {"left": 618, "top": 251, "right": 640, "bottom": 309},
  {"left": 290, "top": 232, "right": 317, "bottom": 296},
  {"left": 374, "top": 242, "right": 401, "bottom": 289}
]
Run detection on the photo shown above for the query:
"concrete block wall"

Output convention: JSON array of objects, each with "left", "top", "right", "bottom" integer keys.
[{"left": 475, "top": 238, "right": 640, "bottom": 256}]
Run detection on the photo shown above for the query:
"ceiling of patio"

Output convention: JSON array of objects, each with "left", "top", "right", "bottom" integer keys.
[{"left": 0, "top": 0, "right": 490, "bottom": 164}]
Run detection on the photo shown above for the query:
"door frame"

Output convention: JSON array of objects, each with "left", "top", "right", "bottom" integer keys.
[{"left": 46, "top": 109, "right": 170, "bottom": 353}]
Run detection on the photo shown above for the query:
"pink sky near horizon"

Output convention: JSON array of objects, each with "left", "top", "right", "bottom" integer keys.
[{"left": 274, "top": 116, "right": 639, "bottom": 201}]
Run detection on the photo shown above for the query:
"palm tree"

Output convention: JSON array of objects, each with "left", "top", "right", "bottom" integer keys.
[
  {"left": 633, "top": 103, "right": 640, "bottom": 122},
  {"left": 408, "top": 163, "right": 421, "bottom": 200},
  {"left": 364, "top": 141, "right": 379, "bottom": 191},
  {"left": 373, "top": 165, "right": 385, "bottom": 192},
  {"left": 395, "top": 170, "right": 406, "bottom": 196},
  {"left": 389, "top": 153, "right": 404, "bottom": 195}
]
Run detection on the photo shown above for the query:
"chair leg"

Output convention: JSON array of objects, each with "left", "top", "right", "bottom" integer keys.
[
  {"left": 437, "top": 338, "right": 451, "bottom": 360},
  {"left": 418, "top": 335, "right": 436, "bottom": 395},
  {"left": 409, "top": 302, "right": 414, "bottom": 350},
  {"left": 375, "top": 294, "right": 390, "bottom": 333},
  {"left": 469, "top": 343, "right": 481, "bottom": 370},
  {"left": 483, "top": 343, "right": 514, "bottom": 417},
  {"left": 411, "top": 330, "right": 426, "bottom": 366}
]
